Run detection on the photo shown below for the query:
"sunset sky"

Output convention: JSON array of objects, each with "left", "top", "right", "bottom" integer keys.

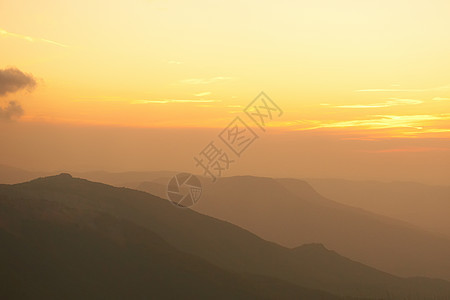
[{"left": 1, "top": 0, "right": 449, "bottom": 184}]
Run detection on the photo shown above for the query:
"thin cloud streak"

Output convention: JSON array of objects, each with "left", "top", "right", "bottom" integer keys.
[
  {"left": 355, "top": 84, "right": 450, "bottom": 93},
  {"left": 0, "top": 28, "right": 69, "bottom": 48},
  {"left": 131, "top": 99, "right": 221, "bottom": 104},
  {"left": 291, "top": 114, "right": 450, "bottom": 131},
  {"left": 363, "top": 147, "right": 450, "bottom": 153},
  {"left": 180, "top": 77, "right": 232, "bottom": 85},
  {"left": 334, "top": 98, "right": 423, "bottom": 108},
  {"left": 194, "top": 92, "right": 211, "bottom": 97}
]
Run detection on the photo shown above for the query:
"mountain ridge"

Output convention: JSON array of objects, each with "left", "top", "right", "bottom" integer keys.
[
  {"left": 1, "top": 174, "right": 450, "bottom": 299},
  {"left": 0, "top": 193, "right": 339, "bottom": 299}
]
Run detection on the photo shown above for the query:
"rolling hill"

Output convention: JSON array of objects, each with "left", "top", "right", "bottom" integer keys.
[
  {"left": 0, "top": 193, "right": 337, "bottom": 299},
  {"left": 137, "top": 175, "right": 450, "bottom": 282},
  {"left": 1, "top": 174, "right": 450, "bottom": 299},
  {"left": 306, "top": 178, "right": 450, "bottom": 238}
]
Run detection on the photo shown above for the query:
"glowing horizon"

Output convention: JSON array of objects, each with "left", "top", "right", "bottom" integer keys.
[{"left": 1, "top": 0, "right": 449, "bottom": 184}]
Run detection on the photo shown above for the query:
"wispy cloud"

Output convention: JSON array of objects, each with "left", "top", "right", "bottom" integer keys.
[
  {"left": 405, "top": 128, "right": 450, "bottom": 134},
  {"left": 0, "top": 28, "right": 69, "bottom": 48},
  {"left": 341, "top": 137, "right": 377, "bottom": 141},
  {"left": 432, "top": 97, "right": 450, "bottom": 101},
  {"left": 356, "top": 89, "right": 417, "bottom": 92},
  {"left": 0, "top": 67, "right": 37, "bottom": 96},
  {"left": 363, "top": 147, "right": 450, "bottom": 153},
  {"left": 131, "top": 99, "right": 221, "bottom": 104},
  {"left": 131, "top": 100, "right": 169, "bottom": 104},
  {"left": 355, "top": 85, "right": 450, "bottom": 93},
  {"left": 333, "top": 98, "right": 423, "bottom": 109},
  {"left": 0, "top": 100, "right": 24, "bottom": 121},
  {"left": 180, "top": 77, "right": 232, "bottom": 85},
  {"left": 170, "top": 99, "right": 221, "bottom": 103},
  {"left": 193, "top": 91, "right": 211, "bottom": 97},
  {"left": 293, "top": 114, "right": 450, "bottom": 131},
  {"left": 0, "top": 67, "right": 37, "bottom": 121},
  {"left": 75, "top": 96, "right": 125, "bottom": 102}
]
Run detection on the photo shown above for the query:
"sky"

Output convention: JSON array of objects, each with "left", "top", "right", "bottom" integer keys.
[{"left": 1, "top": 0, "right": 449, "bottom": 184}]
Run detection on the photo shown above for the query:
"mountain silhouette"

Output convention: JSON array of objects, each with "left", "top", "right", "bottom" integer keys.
[
  {"left": 139, "top": 175, "right": 450, "bottom": 282},
  {"left": 0, "top": 176, "right": 339, "bottom": 299},
  {"left": 1, "top": 174, "right": 450, "bottom": 299},
  {"left": 306, "top": 178, "right": 450, "bottom": 238}
]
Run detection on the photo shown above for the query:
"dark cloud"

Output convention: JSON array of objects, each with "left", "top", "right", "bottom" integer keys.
[
  {"left": 0, "top": 67, "right": 37, "bottom": 96},
  {"left": 0, "top": 101, "right": 24, "bottom": 121}
]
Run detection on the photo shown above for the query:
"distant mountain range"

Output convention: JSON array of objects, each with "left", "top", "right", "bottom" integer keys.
[
  {"left": 0, "top": 184, "right": 336, "bottom": 299},
  {"left": 4, "top": 164, "right": 448, "bottom": 240},
  {"left": 0, "top": 164, "right": 176, "bottom": 186},
  {"left": 136, "top": 175, "right": 450, "bottom": 283},
  {"left": 1, "top": 174, "right": 450, "bottom": 299},
  {"left": 0, "top": 164, "right": 48, "bottom": 184},
  {"left": 307, "top": 178, "right": 450, "bottom": 238}
]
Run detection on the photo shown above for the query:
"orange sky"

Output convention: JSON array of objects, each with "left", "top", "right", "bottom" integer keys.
[{"left": 1, "top": 0, "right": 449, "bottom": 184}]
